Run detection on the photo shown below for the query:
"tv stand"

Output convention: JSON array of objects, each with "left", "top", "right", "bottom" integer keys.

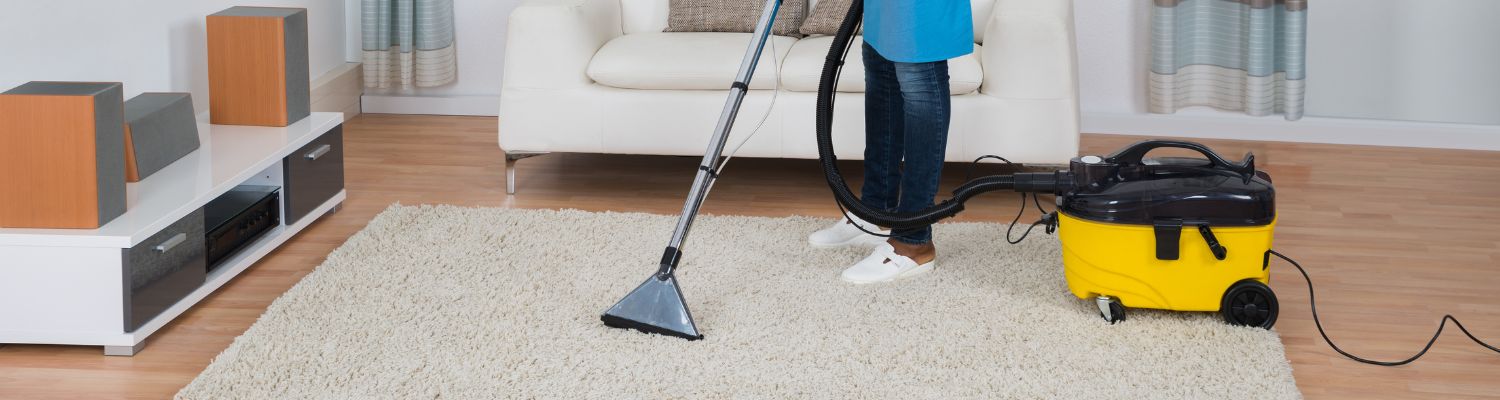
[{"left": 0, "top": 112, "right": 345, "bottom": 356}]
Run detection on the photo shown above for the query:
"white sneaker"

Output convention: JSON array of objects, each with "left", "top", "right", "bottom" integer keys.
[
  {"left": 808, "top": 214, "right": 890, "bottom": 249},
  {"left": 840, "top": 243, "right": 935, "bottom": 284}
]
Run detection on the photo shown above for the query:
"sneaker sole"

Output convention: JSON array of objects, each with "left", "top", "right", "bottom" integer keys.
[{"left": 840, "top": 261, "right": 935, "bottom": 285}]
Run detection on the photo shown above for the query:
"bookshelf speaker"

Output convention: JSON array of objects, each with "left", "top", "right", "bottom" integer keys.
[
  {"left": 206, "top": 6, "right": 310, "bottom": 127},
  {"left": 0, "top": 81, "right": 127, "bottom": 229}
]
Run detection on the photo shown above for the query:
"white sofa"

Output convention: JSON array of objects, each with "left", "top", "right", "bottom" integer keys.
[{"left": 499, "top": 0, "right": 1079, "bottom": 194}]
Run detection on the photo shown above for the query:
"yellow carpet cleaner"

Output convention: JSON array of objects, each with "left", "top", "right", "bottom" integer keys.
[{"left": 603, "top": 0, "right": 1499, "bottom": 367}]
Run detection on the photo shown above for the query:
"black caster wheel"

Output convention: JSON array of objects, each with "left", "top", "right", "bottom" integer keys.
[
  {"left": 1096, "top": 296, "right": 1126, "bottom": 324},
  {"left": 1221, "top": 280, "right": 1278, "bottom": 329}
]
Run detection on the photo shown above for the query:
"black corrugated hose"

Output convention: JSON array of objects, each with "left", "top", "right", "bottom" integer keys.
[{"left": 813, "top": 0, "right": 1027, "bottom": 229}]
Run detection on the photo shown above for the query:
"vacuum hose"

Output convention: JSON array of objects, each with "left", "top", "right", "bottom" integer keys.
[{"left": 814, "top": 0, "right": 1065, "bottom": 228}]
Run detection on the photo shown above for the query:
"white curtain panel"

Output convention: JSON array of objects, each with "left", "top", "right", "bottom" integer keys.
[
  {"left": 1150, "top": 0, "right": 1308, "bottom": 120},
  {"left": 362, "top": 0, "right": 458, "bottom": 89}
]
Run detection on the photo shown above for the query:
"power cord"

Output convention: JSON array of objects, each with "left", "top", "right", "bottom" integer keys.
[
  {"left": 962, "top": 155, "right": 1057, "bottom": 245},
  {"left": 1004, "top": 195, "right": 1056, "bottom": 245},
  {"left": 1270, "top": 250, "right": 1500, "bottom": 366}
]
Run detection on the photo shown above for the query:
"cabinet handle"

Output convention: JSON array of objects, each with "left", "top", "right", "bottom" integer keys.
[
  {"left": 154, "top": 233, "right": 187, "bottom": 253},
  {"left": 304, "top": 144, "right": 332, "bottom": 161}
]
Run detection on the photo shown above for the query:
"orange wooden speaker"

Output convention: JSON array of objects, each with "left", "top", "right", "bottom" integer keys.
[
  {"left": 206, "top": 7, "right": 310, "bottom": 127},
  {"left": 0, "top": 82, "right": 128, "bottom": 229}
]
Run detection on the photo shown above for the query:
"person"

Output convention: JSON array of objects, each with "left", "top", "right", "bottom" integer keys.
[{"left": 807, "top": 0, "right": 974, "bottom": 284}]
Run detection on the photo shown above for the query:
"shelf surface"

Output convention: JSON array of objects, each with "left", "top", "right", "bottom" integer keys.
[{"left": 0, "top": 112, "right": 343, "bottom": 248}]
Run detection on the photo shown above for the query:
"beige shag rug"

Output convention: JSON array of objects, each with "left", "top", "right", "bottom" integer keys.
[{"left": 177, "top": 205, "right": 1300, "bottom": 399}]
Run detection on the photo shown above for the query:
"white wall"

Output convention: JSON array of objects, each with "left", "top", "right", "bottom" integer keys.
[
  {"left": 357, "top": 0, "right": 520, "bottom": 115},
  {"left": 1073, "top": 0, "right": 1151, "bottom": 116},
  {"left": 1304, "top": 0, "right": 1500, "bottom": 125},
  {"left": 1071, "top": 0, "right": 1500, "bottom": 151},
  {"left": 0, "top": 0, "right": 348, "bottom": 114}
]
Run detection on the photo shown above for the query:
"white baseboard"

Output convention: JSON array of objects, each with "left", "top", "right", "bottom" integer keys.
[
  {"left": 1083, "top": 111, "right": 1500, "bottom": 151},
  {"left": 311, "top": 62, "right": 362, "bottom": 121},
  {"left": 195, "top": 63, "right": 364, "bottom": 123},
  {"left": 360, "top": 94, "right": 500, "bottom": 116}
]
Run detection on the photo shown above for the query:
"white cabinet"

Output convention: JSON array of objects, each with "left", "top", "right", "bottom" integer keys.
[{"left": 0, "top": 112, "right": 346, "bottom": 355}]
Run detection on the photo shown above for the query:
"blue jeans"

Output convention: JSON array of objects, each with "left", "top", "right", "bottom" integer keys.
[{"left": 860, "top": 42, "right": 951, "bottom": 245}]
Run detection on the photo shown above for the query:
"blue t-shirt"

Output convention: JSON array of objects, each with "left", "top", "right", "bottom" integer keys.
[{"left": 864, "top": 0, "right": 975, "bottom": 63}]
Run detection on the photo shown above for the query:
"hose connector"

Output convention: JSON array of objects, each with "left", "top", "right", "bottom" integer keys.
[{"left": 1013, "top": 171, "right": 1074, "bottom": 195}]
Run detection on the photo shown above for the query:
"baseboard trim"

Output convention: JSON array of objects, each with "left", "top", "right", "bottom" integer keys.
[
  {"left": 192, "top": 63, "right": 363, "bottom": 123},
  {"left": 360, "top": 94, "right": 500, "bottom": 116},
  {"left": 311, "top": 62, "right": 362, "bottom": 121},
  {"left": 1083, "top": 111, "right": 1500, "bottom": 151}
]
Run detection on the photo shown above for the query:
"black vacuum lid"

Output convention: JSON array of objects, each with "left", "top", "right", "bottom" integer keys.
[{"left": 1059, "top": 141, "right": 1276, "bottom": 226}]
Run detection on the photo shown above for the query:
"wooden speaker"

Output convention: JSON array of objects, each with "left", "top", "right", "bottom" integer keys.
[
  {"left": 0, "top": 82, "right": 127, "bottom": 229},
  {"left": 124, "top": 93, "right": 200, "bottom": 182},
  {"left": 206, "top": 6, "right": 310, "bottom": 127}
]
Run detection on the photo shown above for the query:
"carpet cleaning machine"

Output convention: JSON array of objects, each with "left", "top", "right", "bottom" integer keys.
[{"left": 602, "top": 0, "right": 1498, "bottom": 366}]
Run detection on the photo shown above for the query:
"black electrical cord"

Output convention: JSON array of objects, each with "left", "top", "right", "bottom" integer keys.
[
  {"left": 964, "top": 155, "right": 1014, "bottom": 181},
  {"left": 1004, "top": 194, "right": 1056, "bottom": 245},
  {"left": 1270, "top": 250, "right": 1500, "bottom": 366},
  {"left": 835, "top": 201, "right": 895, "bottom": 238},
  {"left": 964, "top": 155, "right": 1058, "bottom": 245}
]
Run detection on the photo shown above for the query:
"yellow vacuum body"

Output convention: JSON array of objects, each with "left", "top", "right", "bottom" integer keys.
[
  {"left": 1058, "top": 214, "right": 1274, "bottom": 312},
  {"left": 1049, "top": 141, "right": 1279, "bottom": 327}
]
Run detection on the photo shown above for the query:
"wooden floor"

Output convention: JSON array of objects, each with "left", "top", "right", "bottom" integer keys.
[{"left": 1, "top": 114, "right": 1497, "bottom": 399}]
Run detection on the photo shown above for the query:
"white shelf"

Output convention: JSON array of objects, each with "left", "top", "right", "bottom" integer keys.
[{"left": 0, "top": 112, "right": 344, "bottom": 248}]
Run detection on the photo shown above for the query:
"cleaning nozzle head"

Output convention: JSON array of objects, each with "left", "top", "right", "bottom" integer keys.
[{"left": 601, "top": 272, "right": 703, "bottom": 340}]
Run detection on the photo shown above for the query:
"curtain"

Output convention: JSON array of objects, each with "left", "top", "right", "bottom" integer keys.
[
  {"left": 362, "top": 0, "right": 458, "bottom": 89},
  {"left": 1149, "top": 0, "right": 1308, "bottom": 120}
]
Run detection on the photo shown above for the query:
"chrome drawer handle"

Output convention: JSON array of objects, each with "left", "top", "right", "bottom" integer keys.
[
  {"left": 154, "top": 233, "right": 187, "bottom": 253},
  {"left": 304, "top": 144, "right": 332, "bottom": 161}
]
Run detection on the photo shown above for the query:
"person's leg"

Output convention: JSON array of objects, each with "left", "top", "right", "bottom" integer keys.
[
  {"left": 807, "top": 42, "right": 902, "bottom": 249},
  {"left": 888, "top": 59, "right": 951, "bottom": 258},
  {"left": 859, "top": 42, "right": 904, "bottom": 213}
]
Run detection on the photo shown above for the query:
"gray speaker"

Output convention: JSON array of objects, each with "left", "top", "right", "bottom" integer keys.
[{"left": 124, "top": 93, "right": 200, "bottom": 182}]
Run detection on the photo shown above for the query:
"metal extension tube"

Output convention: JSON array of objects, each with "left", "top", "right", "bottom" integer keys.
[{"left": 600, "top": 0, "right": 785, "bottom": 341}]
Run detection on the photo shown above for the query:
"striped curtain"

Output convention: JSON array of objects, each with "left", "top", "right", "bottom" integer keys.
[
  {"left": 362, "top": 0, "right": 458, "bottom": 89},
  {"left": 1150, "top": 0, "right": 1308, "bottom": 120}
]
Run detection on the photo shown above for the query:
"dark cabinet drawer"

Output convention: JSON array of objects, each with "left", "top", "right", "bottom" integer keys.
[
  {"left": 283, "top": 124, "right": 344, "bottom": 224},
  {"left": 122, "top": 208, "right": 206, "bottom": 332}
]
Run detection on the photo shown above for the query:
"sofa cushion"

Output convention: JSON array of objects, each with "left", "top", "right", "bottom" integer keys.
[
  {"left": 589, "top": 32, "right": 800, "bottom": 90},
  {"left": 664, "top": 0, "right": 808, "bottom": 37},
  {"left": 779, "top": 36, "right": 984, "bottom": 94}
]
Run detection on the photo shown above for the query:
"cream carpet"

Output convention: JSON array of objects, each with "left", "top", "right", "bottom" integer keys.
[{"left": 178, "top": 205, "right": 1300, "bottom": 399}]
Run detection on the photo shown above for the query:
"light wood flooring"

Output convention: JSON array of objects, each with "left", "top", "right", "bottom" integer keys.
[{"left": 0, "top": 114, "right": 1496, "bottom": 399}]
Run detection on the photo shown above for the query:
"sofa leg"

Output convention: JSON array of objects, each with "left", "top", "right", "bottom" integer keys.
[{"left": 505, "top": 151, "right": 549, "bottom": 195}]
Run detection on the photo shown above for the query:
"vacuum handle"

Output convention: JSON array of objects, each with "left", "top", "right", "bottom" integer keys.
[{"left": 1106, "top": 140, "right": 1256, "bottom": 181}]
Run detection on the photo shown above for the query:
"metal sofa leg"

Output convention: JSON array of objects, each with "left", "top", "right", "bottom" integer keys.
[{"left": 504, "top": 151, "right": 548, "bottom": 195}]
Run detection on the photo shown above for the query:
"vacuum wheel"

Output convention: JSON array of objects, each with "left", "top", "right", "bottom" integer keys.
[
  {"left": 1096, "top": 296, "right": 1126, "bottom": 324},
  {"left": 1220, "top": 280, "right": 1278, "bottom": 329}
]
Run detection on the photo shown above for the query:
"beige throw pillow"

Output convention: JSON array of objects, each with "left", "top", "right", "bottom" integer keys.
[
  {"left": 664, "top": 0, "right": 809, "bottom": 38},
  {"left": 798, "top": 0, "right": 857, "bottom": 37}
]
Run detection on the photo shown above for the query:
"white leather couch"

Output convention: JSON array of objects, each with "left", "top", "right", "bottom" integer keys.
[{"left": 499, "top": 0, "right": 1079, "bottom": 194}]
